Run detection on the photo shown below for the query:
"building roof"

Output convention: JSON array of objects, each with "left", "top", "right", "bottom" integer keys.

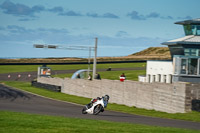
[
  {"left": 162, "top": 35, "right": 200, "bottom": 46},
  {"left": 175, "top": 18, "right": 200, "bottom": 25}
]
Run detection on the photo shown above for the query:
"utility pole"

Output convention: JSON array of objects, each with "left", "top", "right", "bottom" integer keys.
[
  {"left": 92, "top": 37, "right": 98, "bottom": 80},
  {"left": 88, "top": 47, "right": 91, "bottom": 75}
]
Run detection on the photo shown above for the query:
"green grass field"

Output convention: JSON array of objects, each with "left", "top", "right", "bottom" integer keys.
[
  {"left": 2, "top": 81, "right": 200, "bottom": 122},
  {"left": 0, "top": 62, "right": 200, "bottom": 132},
  {"left": 0, "top": 111, "right": 198, "bottom": 133},
  {"left": 0, "top": 63, "right": 146, "bottom": 74},
  {"left": 0, "top": 63, "right": 146, "bottom": 81},
  {"left": 52, "top": 70, "right": 146, "bottom": 80}
]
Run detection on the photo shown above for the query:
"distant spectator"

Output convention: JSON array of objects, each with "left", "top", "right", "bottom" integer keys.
[
  {"left": 94, "top": 73, "right": 101, "bottom": 80},
  {"left": 76, "top": 73, "right": 80, "bottom": 79},
  {"left": 119, "top": 73, "right": 126, "bottom": 82},
  {"left": 88, "top": 74, "right": 92, "bottom": 80}
]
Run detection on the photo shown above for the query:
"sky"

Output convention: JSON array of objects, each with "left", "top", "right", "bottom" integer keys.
[{"left": 0, "top": 0, "right": 199, "bottom": 58}]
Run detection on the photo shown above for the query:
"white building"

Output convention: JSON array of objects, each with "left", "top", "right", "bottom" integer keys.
[
  {"left": 146, "top": 60, "right": 173, "bottom": 83},
  {"left": 140, "top": 18, "right": 200, "bottom": 83}
]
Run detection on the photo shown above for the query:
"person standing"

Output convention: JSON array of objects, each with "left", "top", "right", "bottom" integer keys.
[
  {"left": 88, "top": 74, "right": 92, "bottom": 80},
  {"left": 119, "top": 73, "right": 126, "bottom": 82},
  {"left": 95, "top": 73, "right": 101, "bottom": 80}
]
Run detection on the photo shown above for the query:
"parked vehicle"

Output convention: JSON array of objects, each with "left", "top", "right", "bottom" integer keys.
[{"left": 82, "top": 95, "right": 109, "bottom": 115}]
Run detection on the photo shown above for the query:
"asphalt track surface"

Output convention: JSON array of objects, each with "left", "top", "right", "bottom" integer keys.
[{"left": 0, "top": 84, "right": 200, "bottom": 130}]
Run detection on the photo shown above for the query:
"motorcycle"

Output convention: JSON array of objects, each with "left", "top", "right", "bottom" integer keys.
[{"left": 82, "top": 95, "right": 109, "bottom": 115}]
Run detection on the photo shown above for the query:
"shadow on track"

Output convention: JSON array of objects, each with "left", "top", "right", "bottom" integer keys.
[{"left": 0, "top": 84, "right": 30, "bottom": 101}]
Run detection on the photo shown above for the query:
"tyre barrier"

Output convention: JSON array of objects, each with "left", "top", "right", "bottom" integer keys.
[
  {"left": 192, "top": 100, "right": 200, "bottom": 112},
  {"left": 31, "top": 81, "right": 61, "bottom": 92}
]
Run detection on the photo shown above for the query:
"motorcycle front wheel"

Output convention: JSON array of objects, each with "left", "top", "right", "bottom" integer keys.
[{"left": 93, "top": 104, "right": 103, "bottom": 115}]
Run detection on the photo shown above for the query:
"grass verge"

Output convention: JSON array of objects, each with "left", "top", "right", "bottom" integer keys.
[
  {"left": 52, "top": 70, "right": 146, "bottom": 81},
  {"left": 0, "top": 63, "right": 146, "bottom": 74},
  {"left": 0, "top": 111, "right": 198, "bottom": 133},
  {"left": 2, "top": 81, "right": 200, "bottom": 122}
]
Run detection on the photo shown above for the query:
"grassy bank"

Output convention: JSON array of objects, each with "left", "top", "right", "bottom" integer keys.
[
  {"left": 52, "top": 70, "right": 146, "bottom": 81},
  {"left": 0, "top": 62, "right": 146, "bottom": 81},
  {"left": 2, "top": 81, "right": 200, "bottom": 122},
  {"left": 0, "top": 63, "right": 145, "bottom": 74},
  {"left": 0, "top": 111, "right": 198, "bottom": 133}
]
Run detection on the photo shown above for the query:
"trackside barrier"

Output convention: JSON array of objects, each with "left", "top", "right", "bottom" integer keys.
[
  {"left": 31, "top": 81, "right": 61, "bottom": 92},
  {"left": 37, "top": 77, "right": 200, "bottom": 113}
]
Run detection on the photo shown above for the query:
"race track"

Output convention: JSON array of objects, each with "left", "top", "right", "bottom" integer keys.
[{"left": 0, "top": 84, "right": 200, "bottom": 130}]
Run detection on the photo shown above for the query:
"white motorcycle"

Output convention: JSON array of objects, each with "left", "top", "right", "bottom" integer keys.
[{"left": 82, "top": 95, "right": 109, "bottom": 115}]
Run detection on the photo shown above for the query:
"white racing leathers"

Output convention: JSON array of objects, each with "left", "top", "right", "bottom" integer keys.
[{"left": 82, "top": 97, "right": 108, "bottom": 115}]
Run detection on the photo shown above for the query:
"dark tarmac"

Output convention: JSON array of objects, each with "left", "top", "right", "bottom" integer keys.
[{"left": 0, "top": 84, "right": 200, "bottom": 130}]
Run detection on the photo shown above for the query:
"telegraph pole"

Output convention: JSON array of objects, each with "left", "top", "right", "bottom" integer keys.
[{"left": 92, "top": 37, "right": 98, "bottom": 80}]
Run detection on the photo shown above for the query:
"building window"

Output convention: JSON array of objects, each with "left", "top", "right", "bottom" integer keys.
[
  {"left": 188, "top": 58, "right": 198, "bottom": 75},
  {"left": 174, "top": 57, "right": 200, "bottom": 76},
  {"left": 180, "top": 58, "right": 187, "bottom": 74},
  {"left": 199, "top": 59, "right": 200, "bottom": 75},
  {"left": 184, "top": 25, "right": 192, "bottom": 35},
  {"left": 184, "top": 49, "right": 190, "bottom": 56},
  {"left": 184, "top": 25, "right": 200, "bottom": 36},
  {"left": 184, "top": 48, "right": 199, "bottom": 56},
  {"left": 197, "top": 25, "right": 200, "bottom": 35}
]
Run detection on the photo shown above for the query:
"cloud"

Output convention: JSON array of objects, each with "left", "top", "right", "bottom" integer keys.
[
  {"left": 115, "top": 31, "right": 129, "bottom": 37},
  {"left": 0, "top": 26, "right": 166, "bottom": 55},
  {"left": 32, "top": 5, "right": 45, "bottom": 13},
  {"left": 0, "top": 0, "right": 45, "bottom": 17},
  {"left": 0, "top": 1, "right": 119, "bottom": 20},
  {"left": 6, "top": 25, "right": 34, "bottom": 33},
  {"left": 87, "top": 12, "right": 119, "bottom": 19},
  {"left": 58, "top": 10, "right": 83, "bottom": 16},
  {"left": 164, "top": 16, "right": 174, "bottom": 19},
  {"left": 48, "top": 6, "right": 64, "bottom": 13},
  {"left": 0, "top": 26, "right": 5, "bottom": 30},
  {"left": 87, "top": 13, "right": 100, "bottom": 18},
  {"left": 0, "top": 25, "right": 169, "bottom": 57},
  {"left": 0, "top": 25, "right": 69, "bottom": 36},
  {"left": 127, "top": 10, "right": 175, "bottom": 20},
  {"left": 102, "top": 13, "right": 119, "bottom": 19},
  {"left": 177, "top": 16, "right": 193, "bottom": 20},
  {"left": 127, "top": 11, "right": 145, "bottom": 20},
  {"left": 0, "top": 25, "right": 70, "bottom": 45},
  {"left": 18, "top": 18, "right": 36, "bottom": 21},
  {"left": 146, "top": 12, "right": 160, "bottom": 18},
  {"left": 37, "top": 28, "right": 69, "bottom": 34}
]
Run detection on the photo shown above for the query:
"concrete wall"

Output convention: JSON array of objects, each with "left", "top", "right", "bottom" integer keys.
[
  {"left": 37, "top": 77, "right": 200, "bottom": 113},
  {"left": 185, "top": 83, "right": 200, "bottom": 111}
]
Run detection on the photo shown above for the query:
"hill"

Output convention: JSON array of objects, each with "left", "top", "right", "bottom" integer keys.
[
  {"left": 97, "top": 47, "right": 171, "bottom": 61},
  {"left": 131, "top": 47, "right": 170, "bottom": 56},
  {"left": 0, "top": 47, "right": 171, "bottom": 63}
]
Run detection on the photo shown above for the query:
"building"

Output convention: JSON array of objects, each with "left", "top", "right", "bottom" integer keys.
[{"left": 143, "top": 18, "right": 200, "bottom": 83}]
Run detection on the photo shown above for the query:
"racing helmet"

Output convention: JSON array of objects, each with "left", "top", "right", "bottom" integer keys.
[{"left": 103, "top": 95, "right": 109, "bottom": 101}]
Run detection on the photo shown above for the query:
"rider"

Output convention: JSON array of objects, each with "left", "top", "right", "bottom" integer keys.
[
  {"left": 87, "top": 95, "right": 110, "bottom": 109},
  {"left": 102, "top": 95, "right": 109, "bottom": 108}
]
